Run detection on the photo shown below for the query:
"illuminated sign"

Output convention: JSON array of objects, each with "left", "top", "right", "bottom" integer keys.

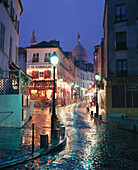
[{"left": 29, "top": 65, "right": 52, "bottom": 69}]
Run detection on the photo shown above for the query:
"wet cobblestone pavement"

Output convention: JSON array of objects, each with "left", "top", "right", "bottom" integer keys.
[
  {"left": 0, "top": 107, "right": 51, "bottom": 161},
  {"left": 13, "top": 101, "right": 138, "bottom": 169}
]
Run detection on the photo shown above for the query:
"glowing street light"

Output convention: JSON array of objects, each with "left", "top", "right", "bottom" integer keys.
[
  {"left": 95, "top": 73, "right": 100, "bottom": 116},
  {"left": 50, "top": 52, "right": 59, "bottom": 67},
  {"left": 95, "top": 73, "right": 100, "bottom": 81},
  {"left": 50, "top": 52, "right": 59, "bottom": 136},
  {"left": 60, "top": 77, "right": 63, "bottom": 81}
]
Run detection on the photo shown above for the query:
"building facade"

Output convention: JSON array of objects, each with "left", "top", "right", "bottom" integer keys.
[
  {"left": 18, "top": 47, "right": 26, "bottom": 73},
  {"left": 0, "top": 0, "right": 23, "bottom": 70},
  {"left": 95, "top": 0, "right": 138, "bottom": 118},
  {"left": 24, "top": 33, "right": 94, "bottom": 106},
  {"left": 26, "top": 40, "right": 76, "bottom": 106},
  {"left": 0, "top": 1, "right": 34, "bottom": 128}
]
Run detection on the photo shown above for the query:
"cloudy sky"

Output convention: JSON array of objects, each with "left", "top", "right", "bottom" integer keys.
[{"left": 19, "top": 0, "right": 105, "bottom": 63}]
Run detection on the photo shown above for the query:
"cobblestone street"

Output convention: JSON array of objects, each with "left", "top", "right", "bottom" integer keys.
[
  {"left": 0, "top": 107, "right": 51, "bottom": 161},
  {"left": 13, "top": 101, "right": 138, "bottom": 169}
]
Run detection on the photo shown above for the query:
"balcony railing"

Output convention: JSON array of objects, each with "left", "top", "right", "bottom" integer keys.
[{"left": 0, "top": 70, "right": 31, "bottom": 95}]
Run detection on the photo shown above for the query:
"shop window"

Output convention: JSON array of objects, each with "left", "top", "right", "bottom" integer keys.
[
  {"left": 39, "top": 72, "right": 44, "bottom": 78},
  {"left": 112, "top": 85, "right": 125, "bottom": 107},
  {"left": 44, "top": 70, "right": 51, "bottom": 79},
  {"left": 133, "top": 91, "right": 138, "bottom": 108},
  {"left": 32, "top": 71, "right": 39, "bottom": 78},
  {"left": 126, "top": 91, "right": 138, "bottom": 108},
  {"left": 116, "top": 32, "right": 127, "bottom": 50},
  {"left": 115, "top": 4, "right": 126, "bottom": 22},
  {"left": 126, "top": 91, "right": 132, "bottom": 108},
  {"left": 117, "top": 59, "right": 127, "bottom": 77}
]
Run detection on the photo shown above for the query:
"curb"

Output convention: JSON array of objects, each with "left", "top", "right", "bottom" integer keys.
[
  {"left": 92, "top": 116, "right": 138, "bottom": 134},
  {"left": 0, "top": 137, "right": 67, "bottom": 169}
]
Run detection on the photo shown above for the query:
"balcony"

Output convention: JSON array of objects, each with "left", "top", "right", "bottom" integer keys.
[{"left": 0, "top": 70, "right": 31, "bottom": 95}]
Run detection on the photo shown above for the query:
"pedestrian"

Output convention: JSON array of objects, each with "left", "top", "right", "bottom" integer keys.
[
  {"left": 42, "top": 99, "right": 45, "bottom": 110},
  {"left": 87, "top": 107, "right": 89, "bottom": 113}
]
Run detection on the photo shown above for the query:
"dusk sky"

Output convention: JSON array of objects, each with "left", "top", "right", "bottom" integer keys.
[{"left": 19, "top": 0, "right": 105, "bottom": 63}]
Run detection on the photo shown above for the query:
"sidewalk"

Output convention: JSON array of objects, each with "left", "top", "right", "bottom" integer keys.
[
  {"left": 0, "top": 107, "right": 66, "bottom": 168},
  {"left": 87, "top": 103, "right": 138, "bottom": 133}
]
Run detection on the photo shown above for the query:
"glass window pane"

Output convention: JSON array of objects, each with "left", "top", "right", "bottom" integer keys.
[
  {"left": 126, "top": 91, "right": 132, "bottom": 108},
  {"left": 122, "top": 32, "right": 126, "bottom": 42},
  {"left": 112, "top": 86, "right": 125, "bottom": 107},
  {"left": 121, "top": 5, "right": 126, "bottom": 19},
  {"left": 133, "top": 91, "right": 138, "bottom": 108},
  {"left": 123, "top": 60, "right": 127, "bottom": 70},
  {"left": 117, "top": 61, "right": 122, "bottom": 71}
]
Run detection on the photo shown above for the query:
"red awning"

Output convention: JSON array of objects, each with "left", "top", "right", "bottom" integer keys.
[
  {"left": 86, "top": 88, "right": 92, "bottom": 93},
  {"left": 72, "top": 88, "right": 79, "bottom": 92}
]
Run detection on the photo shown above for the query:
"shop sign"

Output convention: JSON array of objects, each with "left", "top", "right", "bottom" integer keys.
[
  {"left": 30, "top": 81, "right": 57, "bottom": 92},
  {"left": 126, "top": 85, "right": 138, "bottom": 90},
  {"left": 30, "top": 65, "right": 52, "bottom": 69}
]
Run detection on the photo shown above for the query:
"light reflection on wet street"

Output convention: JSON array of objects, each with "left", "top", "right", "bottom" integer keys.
[{"left": 15, "top": 102, "right": 138, "bottom": 169}]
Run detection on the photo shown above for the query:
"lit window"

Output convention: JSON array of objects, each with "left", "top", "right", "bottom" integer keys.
[
  {"left": 39, "top": 72, "right": 44, "bottom": 78},
  {"left": 32, "top": 71, "right": 39, "bottom": 78},
  {"left": 44, "top": 70, "right": 51, "bottom": 79}
]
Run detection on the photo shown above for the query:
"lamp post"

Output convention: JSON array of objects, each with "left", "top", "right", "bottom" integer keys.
[
  {"left": 50, "top": 52, "right": 59, "bottom": 136},
  {"left": 95, "top": 73, "right": 100, "bottom": 117}
]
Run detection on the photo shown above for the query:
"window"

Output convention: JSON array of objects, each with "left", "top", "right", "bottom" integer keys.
[
  {"left": 3, "top": 0, "right": 9, "bottom": 9},
  {"left": 133, "top": 91, "right": 138, "bottom": 108},
  {"left": 116, "top": 32, "right": 127, "bottom": 50},
  {"left": 9, "top": 36, "right": 12, "bottom": 59},
  {"left": 15, "top": 15, "right": 17, "bottom": 29},
  {"left": 44, "top": 53, "right": 50, "bottom": 62},
  {"left": 126, "top": 91, "right": 132, "bottom": 108},
  {"left": 0, "top": 22, "right": 5, "bottom": 51},
  {"left": 17, "top": 21, "right": 20, "bottom": 34},
  {"left": 44, "top": 70, "right": 51, "bottom": 79},
  {"left": 115, "top": 4, "right": 126, "bottom": 22},
  {"left": 10, "top": 0, "right": 13, "bottom": 17},
  {"left": 39, "top": 72, "right": 44, "bottom": 78},
  {"left": 15, "top": 46, "right": 18, "bottom": 64},
  {"left": 10, "top": 0, "right": 14, "bottom": 21},
  {"left": 112, "top": 86, "right": 125, "bottom": 107},
  {"left": 32, "top": 53, "right": 39, "bottom": 62},
  {"left": 32, "top": 71, "right": 39, "bottom": 78},
  {"left": 117, "top": 59, "right": 127, "bottom": 77},
  {"left": 126, "top": 91, "right": 138, "bottom": 108}
]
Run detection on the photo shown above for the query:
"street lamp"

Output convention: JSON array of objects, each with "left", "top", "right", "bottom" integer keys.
[
  {"left": 95, "top": 73, "right": 100, "bottom": 117},
  {"left": 50, "top": 52, "right": 59, "bottom": 136}
]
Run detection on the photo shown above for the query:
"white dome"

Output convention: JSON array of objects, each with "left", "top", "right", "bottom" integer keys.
[
  {"left": 72, "top": 43, "right": 87, "bottom": 57},
  {"left": 72, "top": 34, "right": 88, "bottom": 64}
]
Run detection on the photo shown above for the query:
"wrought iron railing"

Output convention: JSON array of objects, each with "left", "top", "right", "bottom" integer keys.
[
  {"left": 0, "top": 78, "right": 19, "bottom": 94},
  {"left": 0, "top": 70, "right": 31, "bottom": 95}
]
